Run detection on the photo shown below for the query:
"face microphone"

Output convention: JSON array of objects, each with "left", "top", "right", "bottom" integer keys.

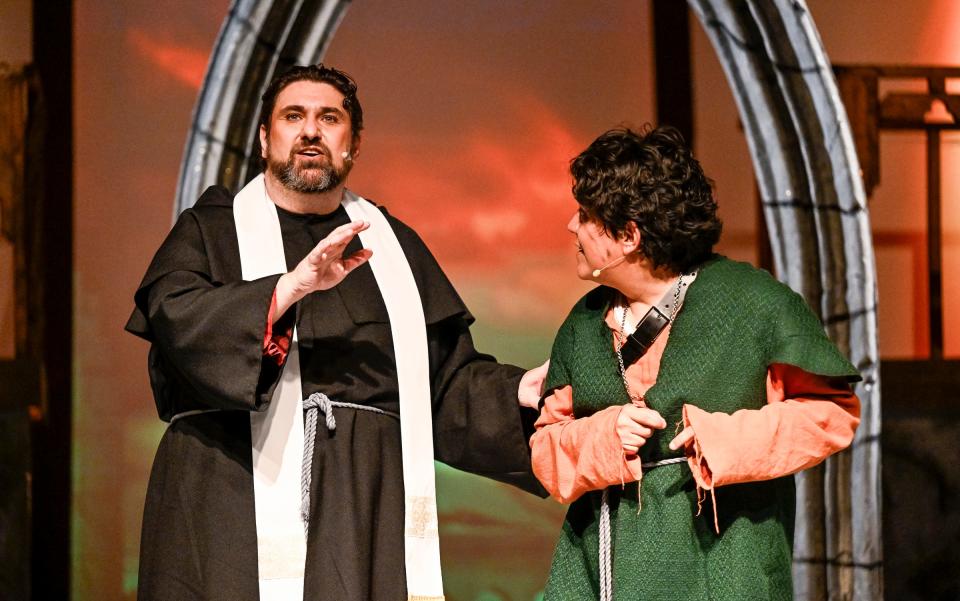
[
  {"left": 591, "top": 254, "right": 628, "bottom": 278},
  {"left": 341, "top": 150, "right": 353, "bottom": 161}
]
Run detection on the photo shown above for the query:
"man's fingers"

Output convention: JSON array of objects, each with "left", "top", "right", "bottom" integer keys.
[
  {"left": 620, "top": 432, "right": 649, "bottom": 448},
  {"left": 668, "top": 427, "right": 695, "bottom": 451},
  {"left": 538, "top": 360, "right": 550, "bottom": 395},
  {"left": 340, "top": 249, "right": 373, "bottom": 273},
  {"left": 307, "top": 242, "right": 330, "bottom": 265},
  {"left": 622, "top": 424, "right": 653, "bottom": 439},
  {"left": 616, "top": 403, "right": 666, "bottom": 452},
  {"left": 307, "top": 220, "right": 370, "bottom": 264},
  {"left": 623, "top": 405, "right": 667, "bottom": 429},
  {"left": 329, "top": 219, "right": 370, "bottom": 241}
]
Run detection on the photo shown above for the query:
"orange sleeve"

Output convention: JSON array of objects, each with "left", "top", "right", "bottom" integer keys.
[
  {"left": 681, "top": 363, "right": 860, "bottom": 490},
  {"left": 263, "top": 289, "right": 292, "bottom": 365},
  {"left": 529, "top": 385, "right": 644, "bottom": 504}
]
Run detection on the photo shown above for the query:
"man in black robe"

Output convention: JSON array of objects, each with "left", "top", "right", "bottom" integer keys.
[{"left": 126, "top": 64, "right": 546, "bottom": 600}]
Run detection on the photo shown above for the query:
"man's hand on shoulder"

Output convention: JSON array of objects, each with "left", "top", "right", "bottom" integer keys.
[
  {"left": 273, "top": 220, "right": 373, "bottom": 320},
  {"left": 518, "top": 360, "right": 550, "bottom": 409}
]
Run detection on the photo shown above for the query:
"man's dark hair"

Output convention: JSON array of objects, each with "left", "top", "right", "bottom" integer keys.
[
  {"left": 570, "top": 125, "right": 722, "bottom": 273},
  {"left": 258, "top": 64, "right": 364, "bottom": 138}
]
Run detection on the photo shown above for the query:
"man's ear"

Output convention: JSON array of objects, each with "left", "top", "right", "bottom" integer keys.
[
  {"left": 620, "top": 221, "right": 641, "bottom": 254},
  {"left": 350, "top": 134, "right": 362, "bottom": 160},
  {"left": 259, "top": 125, "right": 268, "bottom": 160}
]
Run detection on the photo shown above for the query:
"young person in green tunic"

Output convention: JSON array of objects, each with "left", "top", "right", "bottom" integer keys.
[{"left": 530, "top": 126, "right": 861, "bottom": 600}]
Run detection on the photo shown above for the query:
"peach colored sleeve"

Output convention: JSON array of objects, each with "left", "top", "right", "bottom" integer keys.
[
  {"left": 682, "top": 363, "right": 860, "bottom": 490},
  {"left": 262, "top": 289, "right": 292, "bottom": 366},
  {"left": 529, "top": 385, "right": 644, "bottom": 504}
]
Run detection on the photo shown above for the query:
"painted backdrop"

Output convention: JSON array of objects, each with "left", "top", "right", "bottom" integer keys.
[{"left": 72, "top": 1, "right": 960, "bottom": 599}]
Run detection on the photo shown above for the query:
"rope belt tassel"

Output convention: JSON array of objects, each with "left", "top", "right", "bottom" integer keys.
[
  {"left": 300, "top": 392, "right": 399, "bottom": 536},
  {"left": 598, "top": 456, "right": 688, "bottom": 600},
  {"left": 599, "top": 488, "right": 613, "bottom": 601}
]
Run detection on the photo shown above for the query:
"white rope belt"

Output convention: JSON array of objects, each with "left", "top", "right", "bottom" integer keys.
[
  {"left": 300, "top": 392, "right": 399, "bottom": 535},
  {"left": 599, "top": 456, "right": 689, "bottom": 601},
  {"left": 169, "top": 396, "right": 401, "bottom": 539},
  {"left": 640, "top": 456, "right": 688, "bottom": 469}
]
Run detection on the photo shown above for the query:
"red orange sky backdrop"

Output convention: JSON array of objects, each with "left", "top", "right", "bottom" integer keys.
[{"left": 69, "top": 1, "right": 960, "bottom": 599}]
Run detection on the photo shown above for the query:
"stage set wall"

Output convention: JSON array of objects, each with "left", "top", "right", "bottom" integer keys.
[
  {"left": 0, "top": 0, "right": 31, "bottom": 358},
  {"left": 39, "top": 1, "right": 960, "bottom": 599}
]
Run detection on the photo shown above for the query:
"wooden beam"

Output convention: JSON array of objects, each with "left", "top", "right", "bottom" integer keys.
[
  {"left": 30, "top": 1, "right": 73, "bottom": 598},
  {"left": 652, "top": 0, "right": 694, "bottom": 147},
  {"left": 0, "top": 360, "right": 40, "bottom": 411}
]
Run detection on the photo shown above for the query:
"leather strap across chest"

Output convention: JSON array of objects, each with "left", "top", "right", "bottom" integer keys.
[{"left": 616, "top": 270, "right": 698, "bottom": 366}]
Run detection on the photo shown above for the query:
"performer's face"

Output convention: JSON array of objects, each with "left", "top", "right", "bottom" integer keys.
[
  {"left": 260, "top": 80, "right": 359, "bottom": 194},
  {"left": 567, "top": 207, "right": 622, "bottom": 281}
]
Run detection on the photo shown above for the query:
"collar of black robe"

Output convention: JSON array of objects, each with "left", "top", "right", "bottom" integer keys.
[{"left": 617, "top": 269, "right": 698, "bottom": 366}]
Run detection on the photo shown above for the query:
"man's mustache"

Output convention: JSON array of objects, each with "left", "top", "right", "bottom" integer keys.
[{"left": 291, "top": 142, "right": 331, "bottom": 158}]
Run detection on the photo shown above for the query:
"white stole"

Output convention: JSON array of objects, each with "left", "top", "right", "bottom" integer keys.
[{"left": 233, "top": 174, "right": 444, "bottom": 601}]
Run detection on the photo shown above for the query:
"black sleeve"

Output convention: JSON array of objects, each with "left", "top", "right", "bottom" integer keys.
[
  {"left": 371, "top": 207, "right": 545, "bottom": 495},
  {"left": 125, "top": 208, "right": 291, "bottom": 420},
  {"left": 429, "top": 315, "right": 547, "bottom": 497}
]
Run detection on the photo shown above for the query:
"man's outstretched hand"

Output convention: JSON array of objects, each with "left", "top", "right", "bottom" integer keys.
[{"left": 274, "top": 220, "right": 373, "bottom": 321}]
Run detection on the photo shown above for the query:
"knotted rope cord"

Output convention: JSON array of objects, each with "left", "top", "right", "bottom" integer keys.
[
  {"left": 642, "top": 457, "right": 687, "bottom": 469},
  {"left": 300, "top": 392, "right": 399, "bottom": 536},
  {"left": 599, "top": 488, "right": 613, "bottom": 601},
  {"left": 597, "top": 455, "right": 684, "bottom": 601},
  {"left": 599, "top": 273, "right": 695, "bottom": 598}
]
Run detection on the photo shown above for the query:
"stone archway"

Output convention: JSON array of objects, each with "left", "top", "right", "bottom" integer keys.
[
  {"left": 688, "top": 3, "right": 881, "bottom": 599},
  {"left": 175, "top": 1, "right": 882, "bottom": 598}
]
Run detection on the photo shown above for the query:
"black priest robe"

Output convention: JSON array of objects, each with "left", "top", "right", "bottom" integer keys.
[{"left": 125, "top": 185, "right": 544, "bottom": 600}]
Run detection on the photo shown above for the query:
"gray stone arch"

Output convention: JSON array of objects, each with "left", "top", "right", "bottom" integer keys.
[
  {"left": 687, "top": 3, "right": 881, "bottom": 599},
  {"left": 175, "top": 1, "right": 882, "bottom": 598}
]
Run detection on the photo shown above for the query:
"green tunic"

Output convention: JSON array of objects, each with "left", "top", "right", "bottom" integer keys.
[{"left": 543, "top": 256, "right": 860, "bottom": 601}]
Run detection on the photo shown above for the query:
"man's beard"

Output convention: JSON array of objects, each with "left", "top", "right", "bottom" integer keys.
[{"left": 267, "top": 145, "right": 351, "bottom": 194}]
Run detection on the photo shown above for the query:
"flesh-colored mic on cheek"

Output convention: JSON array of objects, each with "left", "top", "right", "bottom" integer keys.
[{"left": 591, "top": 255, "right": 627, "bottom": 278}]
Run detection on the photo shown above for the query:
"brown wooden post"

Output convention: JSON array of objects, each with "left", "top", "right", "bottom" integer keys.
[
  {"left": 927, "top": 126, "right": 943, "bottom": 359},
  {"left": 0, "top": 63, "right": 34, "bottom": 601},
  {"left": 652, "top": 0, "right": 694, "bottom": 147},
  {"left": 30, "top": 1, "right": 73, "bottom": 598}
]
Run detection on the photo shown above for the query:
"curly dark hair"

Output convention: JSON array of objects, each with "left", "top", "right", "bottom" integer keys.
[
  {"left": 570, "top": 125, "right": 722, "bottom": 274},
  {"left": 259, "top": 64, "right": 364, "bottom": 137}
]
